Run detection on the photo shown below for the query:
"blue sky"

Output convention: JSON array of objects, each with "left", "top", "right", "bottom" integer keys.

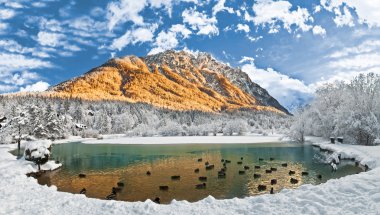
[{"left": 1, "top": 0, "right": 380, "bottom": 110}]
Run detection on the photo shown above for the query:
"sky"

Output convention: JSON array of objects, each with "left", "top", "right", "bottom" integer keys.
[{"left": 1, "top": 0, "right": 380, "bottom": 110}]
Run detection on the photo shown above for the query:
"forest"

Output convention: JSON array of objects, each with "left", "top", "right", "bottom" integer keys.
[
  {"left": 0, "top": 95, "right": 290, "bottom": 144},
  {"left": 289, "top": 73, "right": 380, "bottom": 145}
]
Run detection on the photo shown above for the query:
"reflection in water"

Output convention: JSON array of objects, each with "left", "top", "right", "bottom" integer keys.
[{"left": 37, "top": 142, "right": 363, "bottom": 204}]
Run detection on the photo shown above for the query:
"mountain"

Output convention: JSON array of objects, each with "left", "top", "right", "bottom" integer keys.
[{"left": 48, "top": 50, "right": 289, "bottom": 114}]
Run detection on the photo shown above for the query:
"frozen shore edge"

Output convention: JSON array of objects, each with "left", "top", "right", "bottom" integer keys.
[{"left": 1, "top": 136, "right": 380, "bottom": 214}]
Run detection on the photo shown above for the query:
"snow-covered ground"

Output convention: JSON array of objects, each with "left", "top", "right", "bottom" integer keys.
[{"left": 1, "top": 137, "right": 380, "bottom": 214}]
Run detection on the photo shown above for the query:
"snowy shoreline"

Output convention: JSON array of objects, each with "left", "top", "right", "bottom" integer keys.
[
  {"left": 1, "top": 137, "right": 380, "bottom": 214},
  {"left": 79, "top": 134, "right": 286, "bottom": 145}
]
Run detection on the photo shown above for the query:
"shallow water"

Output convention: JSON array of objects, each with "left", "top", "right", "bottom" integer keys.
[{"left": 35, "top": 142, "right": 363, "bottom": 203}]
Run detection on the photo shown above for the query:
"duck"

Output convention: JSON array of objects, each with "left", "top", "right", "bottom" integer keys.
[
  {"left": 194, "top": 168, "right": 200, "bottom": 173},
  {"left": 254, "top": 165, "right": 261, "bottom": 169},
  {"left": 106, "top": 193, "right": 116, "bottom": 200},
  {"left": 206, "top": 164, "right": 215, "bottom": 170},
  {"left": 225, "top": 160, "right": 231, "bottom": 163},
  {"left": 270, "top": 167, "right": 277, "bottom": 171},
  {"left": 258, "top": 185, "right": 267, "bottom": 191},
  {"left": 198, "top": 158, "right": 203, "bottom": 162},
  {"left": 270, "top": 187, "right": 274, "bottom": 194},
  {"left": 237, "top": 161, "right": 243, "bottom": 165},
  {"left": 253, "top": 173, "right": 261, "bottom": 179},
  {"left": 78, "top": 173, "right": 86, "bottom": 178},
  {"left": 239, "top": 170, "right": 245, "bottom": 175},
  {"left": 218, "top": 172, "right": 226, "bottom": 178},
  {"left": 281, "top": 163, "right": 288, "bottom": 167},
  {"left": 146, "top": 171, "right": 151, "bottom": 176},
  {"left": 240, "top": 157, "right": 244, "bottom": 160},
  {"left": 270, "top": 179, "right": 277, "bottom": 185},
  {"left": 171, "top": 175, "right": 181, "bottom": 180},
  {"left": 205, "top": 161, "right": 209, "bottom": 166},
  {"left": 153, "top": 197, "right": 160, "bottom": 204},
  {"left": 289, "top": 170, "right": 295, "bottom": 175},
  {"left": 301, "top": 171, "right": 309, "bottom": 176},
  {"left": 244, "top": 166, "right": 250, "bottom": 170},
  {"left": 159, "top": 186, "right": 169, "bottom": 191},
  {"left": 112, "top": 187, "right": 122, "bottom": 193},
  {"left": 195, "top": 183, "right": 206, "bottom": 189},
  {"left": 265, "top": 169, "right": 272, "bottom": 174},
  {"left": 270, "top": 157, "right": 275, "bottom": 161},
  {"left": 221, "top": 159, "right": 225, "bottom": 162},
  {"left": 317, "top": 174, "right": 322, "bottom": 179},
  {"left": 79, "top": 188, "right": 86, "bottom": 194},
  {"left": 290, "top": 178, "right": 298, "bottom": 184},
  {"left": 117, "top": 182, "right": 124, "bottom": 187},
  {"left": 199, "top": 176, "right": 207, "bottom": 181}
]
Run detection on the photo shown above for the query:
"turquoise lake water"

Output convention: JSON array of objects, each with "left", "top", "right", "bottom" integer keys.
[{"left": 35, "top": 142, "right": 363, "bottom": 203}]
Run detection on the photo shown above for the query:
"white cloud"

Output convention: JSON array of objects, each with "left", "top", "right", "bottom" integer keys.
[
  {"left": 107, "top": 0, "right": 146, "bottom": 30},
  {"left": 19, "top": 81, "right": 50, "bottom": 92},
  {"left": 0, "top": 85, "right": 17, "bottom": 93},
  {"left": 170, "top": 24, "right": 192, "bottom": 38},
  {"left": 106, "top": 0, "right": 199, "bottom": 30},
  {"left": 309, "top": 39, "right": 380, "bottom": 91},
  {"left": 3, "top": 71, "right": 40, "bottom": 86},
  {"left": 37, "top": 31, "right": 65, "bottom": 47},
  {"left": 241, "top": 62, "right": 313, "bottom": 109},
  {"left": 90, "top": 7, "right": 105, "bottom": 17},
  {"left": 0, "top": 8, "right": 15, "bottom": 20},
  {"left": 329, "top": 40, "right": 380, "bottom": 59},
  {"left": 312, "top": 25, "right": 326, "bottom": 37},
  {"left": 0, "top": 53, "right": 52, "bottom": 72},
  {"left": 314, "top": 5, "right": 322, "bottom": 13},
  {"left": 182, "top": 8, "right": 219, "bottom": 36},
  {"left": 31, "top": 2, "right": 47, "bottom": 8},
  {"left": 148, "top": 24, "right": 192, "bottom": 55},
  {"left": 333, "top": 6, "right": 354, "bottom": 27},
  {"left": 247, "top": 35, "right": 263, "bottom": 42},
  {"left": 110, "top": 26, "right": 157, "bottom": 51},
  {"left": 248, "top": 0, "right": 313, "bottom": 33},
  {"left": 212, "top": 0, "right": 234, "bottom": 16},
  {"left": 321, "top": 0, "right": 380, "bottom": 27},
  {"left": 239, "top": 56, "right": 255, "bottom": 64},
  {"left": 4, "top": 2, "right": 23, "bottom": 9},
  {"left": 329, "top": 53, "right": 380, "bottom": 71},
  {"left": 0, "top": 22, "right": 8, "bottom": 33},
  {"left": 236, "top": 24, "right": 250, "bottom": 33}
]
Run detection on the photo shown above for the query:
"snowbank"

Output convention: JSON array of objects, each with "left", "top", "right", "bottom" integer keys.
[
  {"left": 1, "top": 139, "right": 380, "bottom": 214},
  {"left": 81, "top": 134, "right": 284, "bottom": 145}
]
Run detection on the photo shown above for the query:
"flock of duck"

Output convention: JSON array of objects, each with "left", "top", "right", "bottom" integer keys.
[{"left": 77, "top": 156, "right": 324, "bottom": 203}]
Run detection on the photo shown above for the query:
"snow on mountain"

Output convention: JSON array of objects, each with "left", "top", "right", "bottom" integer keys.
[{"left": 48, "top": 50, "right": 289, "bottom": 114}]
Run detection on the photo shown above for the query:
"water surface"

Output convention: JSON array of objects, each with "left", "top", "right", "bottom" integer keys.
[{"left": 37, "top": 142, "right": 363, "bottom": 203}]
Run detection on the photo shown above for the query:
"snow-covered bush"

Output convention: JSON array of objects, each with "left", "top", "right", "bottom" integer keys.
[
  {"left": 24, "top": 140, "right": 52, "bottom": 171},
  {"left": 159, "top": 122, "right": 184, "bottom": 136},
  {"left": 186, "top": 124, "right": 209, "bottom": 136},
  {"left": 132, "top": 124, "right": 157, "bottom": 137},
  {"left": 223, "top": 120, "right": 248, "bottom": 136},
  {"left": 81, "top": 129, "right": 100, "bottom": 138}
]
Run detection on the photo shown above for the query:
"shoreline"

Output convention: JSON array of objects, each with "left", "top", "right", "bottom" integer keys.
[
  {"left": 79, "top": 134, "right": 286, "bottom": 145},
  {"left": 2, "top": 137, "right": 380, "bottom": 214}
]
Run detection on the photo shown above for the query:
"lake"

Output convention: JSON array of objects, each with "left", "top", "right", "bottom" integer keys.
[{"left": 34, "top": 142, "right": 363, "bottom": 203}]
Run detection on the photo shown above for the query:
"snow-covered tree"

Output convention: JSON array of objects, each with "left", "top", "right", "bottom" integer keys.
[
  {"left": 24, "top": 140, "right": 51, "bottom": 171},
  {"left": 291, "top": 73, "right": 380, "bottom": 145}
]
